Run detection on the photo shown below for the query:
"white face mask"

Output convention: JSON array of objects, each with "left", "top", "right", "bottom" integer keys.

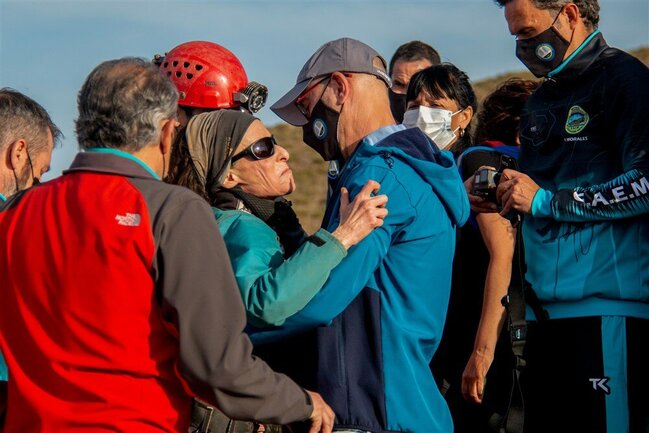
[{"left": 402, "top": 106, "right": 463, "bottom": 150}]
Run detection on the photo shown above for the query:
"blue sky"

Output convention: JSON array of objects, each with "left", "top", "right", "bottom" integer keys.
[{"left": 1, "top": 0, "right": 647, "bottom": 179}]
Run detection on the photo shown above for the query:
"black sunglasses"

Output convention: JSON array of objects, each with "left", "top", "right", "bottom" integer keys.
[{"left": 231, "top": 136, "right": 276, "bottom": 163}]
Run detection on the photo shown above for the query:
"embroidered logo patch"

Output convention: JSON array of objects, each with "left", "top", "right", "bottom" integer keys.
[
  {"left": 536, "top": 43, "right": 555, "bottom": 61},
  {"left": 565, "top": 105, "right": 589, "bottom": 134},
  {"left": 115, "top": 213, "right": 141, "bottom": 227},
  {"left": 313, "top": 118, "right": 327, "bottom": 140}
]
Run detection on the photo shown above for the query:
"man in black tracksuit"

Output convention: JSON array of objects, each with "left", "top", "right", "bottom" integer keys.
[{"left": 483, "top": 1, "right": 649, "bottom": 432}]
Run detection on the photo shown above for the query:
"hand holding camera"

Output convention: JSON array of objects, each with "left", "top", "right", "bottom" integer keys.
[
  {"left": 466, "top": 153, "right": 539, "bottom": 221},
  {"left": 472, "top": 154, "right": 517, "bottom": 203},
  {"left": 495, "top": 169, "right": 540, "bottom": 216}
]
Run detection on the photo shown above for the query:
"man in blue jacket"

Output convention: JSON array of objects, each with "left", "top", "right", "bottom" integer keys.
[
  {"left": 253, "top": 38, "right": 470, "bottom": 433},
  {"left": 471, "top": 1, "right": 649, "bottom": 432}
]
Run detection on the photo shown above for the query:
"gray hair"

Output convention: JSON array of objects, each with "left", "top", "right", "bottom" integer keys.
[
  {"left": 75, "top": 57, "right": 178, "bottom": 151},
  {"left": 0, "top": 88, "right": 62, "bottom": 154},
  {"left": 494, "top": 0, "right": 600, "bottom": 29}
]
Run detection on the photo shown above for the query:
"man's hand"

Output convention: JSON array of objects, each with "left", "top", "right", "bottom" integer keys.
[
  {"left": 306, "top": 391, "right": 335, "bottom": 433},
  {"left": 496, "top": 169, "right": 541, "bottom": 216},
  {"left": 333, "top": 180, "right": 388, "bottom": 250}
]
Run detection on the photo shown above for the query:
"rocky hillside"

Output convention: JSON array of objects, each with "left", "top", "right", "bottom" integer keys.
[{"left": 272, "top": 47, "right": 649, "bottom": 233}]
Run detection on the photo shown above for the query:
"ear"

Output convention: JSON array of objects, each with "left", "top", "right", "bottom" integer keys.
[
  {"left": 8, "top": 139, "right": 28, "bottom": 171},
  {"left": 563, "top": 3, "right": 581, "bottom": 30},
  {"left": 329, "top": 72, "right": 352, "bottom": 106},
  {"left": 159, "top": 118, "right": 178, "bottom": 156},
  {"left": 221, "top": 168, "right": 240, "bottom": 189},
  {"left": 459, "top": 105, "right": 474, "bottom": 130}
]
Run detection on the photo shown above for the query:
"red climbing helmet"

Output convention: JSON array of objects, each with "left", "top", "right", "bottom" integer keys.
[{"left": 156, "top": 41, "right": 267, "bottom": 113}]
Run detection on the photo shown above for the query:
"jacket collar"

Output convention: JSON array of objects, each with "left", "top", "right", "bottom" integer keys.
[
  {"left": 0, "top": 193, "right": 6, "bottom": 202},
  {"left": 547, "top": 29, "right": 608, "bottom": 80},
  {"left": 64, "top": 148, "right": 160, "bottom": 180}
]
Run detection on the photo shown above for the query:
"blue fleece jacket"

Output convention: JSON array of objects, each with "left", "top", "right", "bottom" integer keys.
[{"left": 252, "top": 125, "right": 469, "bottom": 433}]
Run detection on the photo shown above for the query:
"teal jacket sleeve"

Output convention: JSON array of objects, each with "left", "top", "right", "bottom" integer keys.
[
  {"left": 250, "top": 164, "right": 416, "bottom": 344},
  {"left": 531, "top": 169, "right": 649, "bottom": 222},
  {"left": 219, "top": 211, "right": 347, "bottom": 328}
]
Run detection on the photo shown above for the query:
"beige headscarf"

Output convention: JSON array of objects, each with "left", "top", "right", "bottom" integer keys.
[{"left": 185, "top": 110, "right": 256, "bottom": 199}]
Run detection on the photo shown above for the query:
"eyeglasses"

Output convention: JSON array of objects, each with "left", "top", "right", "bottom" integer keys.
[
  {"left": 231, "top": 136, "right": 277, "bottom": 163},
  {"left": 295, "top": 73, "right": 354, "bottom": 119},
  {"left": 295, "top": 75, "right": 332, "bottom": 119}
]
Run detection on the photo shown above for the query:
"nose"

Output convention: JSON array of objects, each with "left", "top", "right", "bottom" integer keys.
[{"left": 276, "top": 144, "right": 290, "bottom": 161}]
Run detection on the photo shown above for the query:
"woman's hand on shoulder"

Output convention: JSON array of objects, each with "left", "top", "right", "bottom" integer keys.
[{"left": 332, "top": 180, "right": 388, "bottom": 250}]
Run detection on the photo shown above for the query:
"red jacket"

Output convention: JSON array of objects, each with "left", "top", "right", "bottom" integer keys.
[{"left": 0, "top": 150, "right": 311, "bottom": 432}]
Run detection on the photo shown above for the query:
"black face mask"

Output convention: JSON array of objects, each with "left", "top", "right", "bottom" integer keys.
[
  {"left": 302, "top": 99, "right": 342, "bottom": 161},
  {"left": 388, "top": 89, "right": 407, "bottom": 123},
  {"left": 515, "top": 10, "right": 573, "bottom": 78}
]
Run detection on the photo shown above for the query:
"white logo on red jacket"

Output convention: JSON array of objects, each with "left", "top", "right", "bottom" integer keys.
[{"left": 115, "top": 213, "right": 141, "bottom": 227}]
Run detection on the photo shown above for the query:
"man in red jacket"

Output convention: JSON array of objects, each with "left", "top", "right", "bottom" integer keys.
[{"left": 0, "top": 57, "right": 333, "bottom": 433}]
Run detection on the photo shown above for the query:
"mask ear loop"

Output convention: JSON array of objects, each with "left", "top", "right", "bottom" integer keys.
[
  {"left": 450, "top": 107, "right": 466, "bottom": 134},
  {"left": 552, "top": 5, "right": 575, "bottom": 45},
  {"left": 26, "top": 148, "right": 40, "bottom": 186},
  {"left": 12, "top": 168, "right": 20, "bottom": 195},
  {"left": 451, "top": 106, "right": 470, "bottom": 139},
  {"left": 550, "top": 6, "right": 564, "bottom": 28},
  {"left": 451, "top": 107, "right": 466, "bottom": 117},
  {"left": 11, "top": 146, "right": 38, "bottom": 193}
]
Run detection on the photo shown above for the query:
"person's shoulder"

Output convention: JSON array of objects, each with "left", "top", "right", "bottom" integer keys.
[
  {"left": 127, "top": 178, "right": 215, "bottom": 224},
  {"left": 379, "top": 127, "right": 438, "bottom": 160},
  {"left": 457, "top": 145, "right": 519, "bottom": 181},
  {"left": 600, "top": 46, "right": 646, "bottom": 67},
  {"left": 599, "top": 47, "right": 649, "bottom": 80},
  {"left": 130, "top": 178, "right": 206, "bottom": 206},
  {"left": 216, "top": 208, "right": 265, "bottom": 227},
  {"left": 0, "top": 189, "right": 28, "bottom": 213},
  {"left": 355, "top": 128, "right": 440, "bottom": 170},
  {"left": 216, "top": 208, "right": 273, "bottom": 237}
]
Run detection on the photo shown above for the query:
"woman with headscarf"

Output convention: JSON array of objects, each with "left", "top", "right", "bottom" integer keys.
[{"left": 167, "top": 109, "right": 387, "bottom": 329}]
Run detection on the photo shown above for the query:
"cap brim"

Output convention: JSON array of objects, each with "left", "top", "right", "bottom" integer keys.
[{"left": 270, "top": 79, "right": 312, "bottom": 126}]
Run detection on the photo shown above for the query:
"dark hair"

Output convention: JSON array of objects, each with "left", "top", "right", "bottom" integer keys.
[
  {"left": 493, "top": 0, "right": 599, "bottom": 28},
  {"left": 389, "top": 41, "right": 441, "bottom": 75},
  {"left": 166, "top": 127, "right": 209, "bottom": 201},
  {"left": 474, "top": 78, "right": 539, "bottom": 146},
  {"left": 0, "top": 88, "right": 62, "bottom": 155},
  {"left": 406, "top": 64, "right": 478, "bottom": 153},
  {"left": 76, "top": 57, "right": 178, "bottom": 151}
]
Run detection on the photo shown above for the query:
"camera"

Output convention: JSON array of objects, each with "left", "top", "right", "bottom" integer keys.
[{"left": 472, "top": 154, "right": 517, "bottom": 204}]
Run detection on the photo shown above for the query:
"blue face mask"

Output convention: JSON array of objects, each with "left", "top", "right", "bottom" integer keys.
[{"left": 515, "top": 8, "right": 574, "bottom": 77}]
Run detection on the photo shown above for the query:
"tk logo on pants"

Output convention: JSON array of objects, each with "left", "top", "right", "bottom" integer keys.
[{"left": 589, "top": 377, "right": 610, "bottom": 394}]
